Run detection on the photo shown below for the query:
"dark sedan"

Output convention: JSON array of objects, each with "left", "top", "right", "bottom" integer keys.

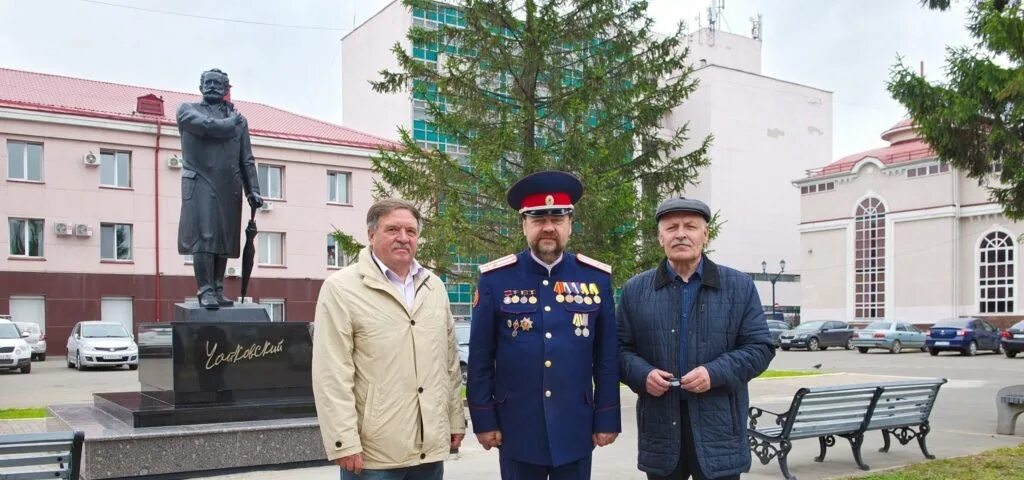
[
  {"left": 926, "top": 317, "right": 1003, "bottom": 356},
  {"left": 1001, "top": 320, "right": 1024, "bottom": 358},
  {"left": 778, "top": 320, "right": 854, "bottom": 351},
  {"left": 767, "top": 320, "right": 790, "bottom": 348}
]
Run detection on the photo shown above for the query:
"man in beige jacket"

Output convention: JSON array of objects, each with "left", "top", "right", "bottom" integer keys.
[{"left": 313, "top": 199, "right": 466, "bottom": 480}]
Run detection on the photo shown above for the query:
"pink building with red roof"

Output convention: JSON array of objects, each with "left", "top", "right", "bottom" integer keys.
[
  {"left": 0, "top": 68, "right": 395, "bottom": 353},
  {"left": 795, "top": 120, "right": 1020, "bottom": 328}
]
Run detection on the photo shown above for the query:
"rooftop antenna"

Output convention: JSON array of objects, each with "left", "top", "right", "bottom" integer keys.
[
  {"left": 750, "top": 13, "right": 763, "bottom": 42},
  {"left": 706, "top": 0, "right": 726, "bottom": 45}
]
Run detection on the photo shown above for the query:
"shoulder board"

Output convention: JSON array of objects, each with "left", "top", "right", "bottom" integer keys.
[
  {"left": 577, "top": 253, "right": 612, "bottom": 274},
  {"left": 479, "top": 254, "right": 518, "bottom": 274}
]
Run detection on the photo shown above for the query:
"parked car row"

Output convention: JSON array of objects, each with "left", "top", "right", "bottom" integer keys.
[{"left": 770, "top": 316, "right": 1023, "bottom": 358}]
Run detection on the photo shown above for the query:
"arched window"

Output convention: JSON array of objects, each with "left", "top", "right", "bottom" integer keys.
[
  {"left": 979, "top": 231, "right": 1015, "bottom": 313},
  {"left": 855, "top": 198, "right": 886, "bottom": 319}
]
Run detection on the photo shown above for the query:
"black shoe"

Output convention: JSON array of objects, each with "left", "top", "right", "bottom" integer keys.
[
  {"left": 216, "top": 295, "right": 234, "bottom": 307},
  {"left": 199, "top": 291, "right": 221, "bottom": 310}
]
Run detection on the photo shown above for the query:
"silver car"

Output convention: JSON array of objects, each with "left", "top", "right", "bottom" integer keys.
[
  {"left": 14, "top": 322, "right": 46, "bottom": 361},
  {"left": 852, "top": 321, "right": 927, "bottom": 354},
  {"left": 455, "top": 322, "right": 470, "bottom": 384},
  {"left": 66, "top": 321, "right": 139, "bottom": 370}
]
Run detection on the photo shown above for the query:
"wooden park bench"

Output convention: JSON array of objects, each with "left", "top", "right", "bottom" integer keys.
[
  {"left": 747, "top": 378, "right": 946, "bottom": 480},
  {"left": 997, "top": 384, "right": 1024, "bottom": 435},
  {"left": 0, "top": 431, "right": 83, "bottom": 480}
]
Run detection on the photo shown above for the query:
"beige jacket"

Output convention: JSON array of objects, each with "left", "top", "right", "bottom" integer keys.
[{"left": 312, "top": 247, "right": 465, "bottom": 468}]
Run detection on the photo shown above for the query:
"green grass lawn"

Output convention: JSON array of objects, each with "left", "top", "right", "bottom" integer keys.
[
  {"left": 0, "top": 407, "right": 47, "bottom": 420},
  {"left": 757, "top": 369, "right": 820, "bottom": 379},
  {"left": 846, "top": 443, "right": 1024, "bottom": 479}
]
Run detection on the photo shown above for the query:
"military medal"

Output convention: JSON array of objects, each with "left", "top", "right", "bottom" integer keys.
[
  {"left": 554, "top": 282, "right": 566, "bottom": 303},
  {"left": 511, "top": 291, "right": 520, "bottom": 304},
  {"left": 570, "top": 282, "right": 583, "bottom": 304},
  {"left": 580, "top": 283, "right": 593, "bottom": 305},
  {"left": 507, "top": 319, "right": 513, "bottom": 328},
  {"left": 589, "top": 283, "right": 601, "bottom": 304},
  {"left": 573, "top": 313, "right": 583, "bottom": 336},
  {"left": 512, "top": 319, "right": 520, "bottom": 337},
  {"left": 503, "top": 290, "right": 512, "bottom": 305},
  {"left": 582, "top": 313, "right": 590, "bottom": 337},
  {"left": 520, "top": 317, "right": 533, "bottom": 331},
  {"left": 518, "top": 290, "right": 528, "bottom": 304},
  {"left": 528, "top": 290, "right": 538, "bottom": 304}
]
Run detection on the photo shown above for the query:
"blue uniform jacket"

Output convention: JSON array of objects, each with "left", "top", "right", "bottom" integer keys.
[{"left": 467, "top": 249, "right": 621, "bottom": 467}]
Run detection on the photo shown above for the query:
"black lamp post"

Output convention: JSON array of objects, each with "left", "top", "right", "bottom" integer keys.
[{"left": 762, "top": 259, "right": 786, "bottom": 319}]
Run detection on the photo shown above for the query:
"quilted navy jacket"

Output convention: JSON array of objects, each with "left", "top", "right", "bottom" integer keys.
[{"left": 617, "top": 255, "right": 774, "bottom": 478}]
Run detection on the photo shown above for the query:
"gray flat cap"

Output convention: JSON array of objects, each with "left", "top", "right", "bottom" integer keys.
[{"left": 655, "top": 197, "right": 711, "bottom": 222}]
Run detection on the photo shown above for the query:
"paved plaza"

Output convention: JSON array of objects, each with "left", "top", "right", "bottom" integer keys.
[{"left": 3, "top": 349, "right": 1021, "bottom": 479}]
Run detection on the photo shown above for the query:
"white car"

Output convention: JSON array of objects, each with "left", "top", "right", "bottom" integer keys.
[
  {"left": 455, "top": 322, "right": 470, "bottom": 384},
  {"left": 0, "top": 321, "right": 32, "bottom": 373},
  {"left": 66, "top": 321, "right": 139, "bottom": 371},
  {"left": 14, "top": 322, "right": 46, "bottom": 361}
]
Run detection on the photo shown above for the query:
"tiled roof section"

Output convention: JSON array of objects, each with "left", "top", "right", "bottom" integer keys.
[
  {"left": 0, "top": 68, "right": 397, "bottom": 150},
  {"left": 808, "top": 120, "right": 935, "bottom": 177}
]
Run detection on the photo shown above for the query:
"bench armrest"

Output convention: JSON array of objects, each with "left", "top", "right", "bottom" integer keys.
[{"left": 749, "top": 406, "right": 789, "bottom": 429}]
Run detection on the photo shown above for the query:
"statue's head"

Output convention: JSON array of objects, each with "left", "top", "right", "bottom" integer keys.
[{"left": 199, "top": 68, "right": 230, "bottom": 104}]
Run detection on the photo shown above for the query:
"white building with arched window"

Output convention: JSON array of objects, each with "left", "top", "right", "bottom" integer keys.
[{"left": 794, "top": 120, "right": 1020, "bottom": 329}]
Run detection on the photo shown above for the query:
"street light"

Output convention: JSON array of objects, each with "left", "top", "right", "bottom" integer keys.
[{"left": 762, "top": 259, "right": 786, "bottom": 319}]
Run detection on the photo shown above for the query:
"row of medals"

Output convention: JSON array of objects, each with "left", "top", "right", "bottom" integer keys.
[{"left": 501, "top": 282, "right": 602, "bottom": 305}]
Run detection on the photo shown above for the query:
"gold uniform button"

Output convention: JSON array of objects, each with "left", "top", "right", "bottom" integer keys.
[
  {"left": 545, "top": 390, "right": 552, "bottom": 398},
  {"left": 542, "top": 280, "right": 549, "bottom": 286},
  {"left": 545, "top": 332, "right": 552, "bottom": 339},
  {"left": 544, "top": 306, "right": 551, "bottom": 312},
  {"left": 545, "top": 360, "right": 552, "bottom": 368}
]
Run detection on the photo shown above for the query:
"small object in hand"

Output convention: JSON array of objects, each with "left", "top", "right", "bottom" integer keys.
[{"left": 668, "top": 377, "right": 681, "bottom": 387}]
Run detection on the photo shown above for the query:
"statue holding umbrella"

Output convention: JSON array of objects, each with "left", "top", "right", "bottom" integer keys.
[{"left": 176, "top": 68, "right": 264, "bottom": 310}]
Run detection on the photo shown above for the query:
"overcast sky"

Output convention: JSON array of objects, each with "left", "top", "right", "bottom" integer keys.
[{"left": 0, "top": 0, "right": 973, "bottom": 160}]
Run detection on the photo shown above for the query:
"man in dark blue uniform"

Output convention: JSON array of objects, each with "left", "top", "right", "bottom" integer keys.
[{"left": 468, "top": 171, "right": 621, "bottom": 480}]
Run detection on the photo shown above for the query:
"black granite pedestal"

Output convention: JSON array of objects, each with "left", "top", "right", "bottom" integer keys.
[{"left": 95, "top": 303, "right": 316, "bottom": 428}]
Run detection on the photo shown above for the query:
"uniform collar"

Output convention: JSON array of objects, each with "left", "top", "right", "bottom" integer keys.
[{"left": 520, "top": 249, "right": 567, "bottom": 277}]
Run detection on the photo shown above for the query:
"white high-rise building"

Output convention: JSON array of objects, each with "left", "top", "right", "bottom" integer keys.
[{"left": 341, "top": 2, "right": 833, "bottom": 320}]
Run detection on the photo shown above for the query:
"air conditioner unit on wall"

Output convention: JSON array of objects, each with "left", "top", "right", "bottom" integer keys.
[
  {"left": 53, "top": 222, "right": 72, "bottom": 236},
  {"left": 167, "top": 155, "right": 183, "bottom": 169},
  {"left": 73, "top": 224, "right": 92, "bottom": 237},
  {"left": 225, "top": 266, "right": 241, "bottom": 277},
  {"left": 83, "top": 151, "right": 99, "bottom": 166},
  {"left": 259, "top": 202, "right": 274, "bottom": 212}
]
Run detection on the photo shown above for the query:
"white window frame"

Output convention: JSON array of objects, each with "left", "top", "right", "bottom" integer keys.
[
  {"left": 260, "top": 299, "right": 285, "bottom": 322},
  {"left": 8, "top": 217, "right": 44, "bottom": 257},
  {"left": 854, "top": 198, "right": 886, "bottom": 319},
  {"left": 6, "top": 140, "right": 43, "bottom": 181},
  {"left": 258, "top": 164, "right": 284, "bottom": 200},
  {"left": 99, "top": 150, "right": 132, "bottom": 188},
  {"left": 326, "top": 171, "right": 351, "bottom": 205},
  {"left": 100, "top": 223, "right": 133, "bottom": 261},
  {"left": 257, "top": 232, "right": 284, "bottom": 266},
  {"left": 977, "top": 229, "right": 1016, "bottom": 314},
  {"left": 326, "top": 234, "right": 351, "bottom": 268}
]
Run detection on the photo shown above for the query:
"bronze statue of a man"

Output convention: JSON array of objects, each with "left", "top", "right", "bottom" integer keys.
[{"left": 177, "top": 68, "right": 263, "bottom": 310}]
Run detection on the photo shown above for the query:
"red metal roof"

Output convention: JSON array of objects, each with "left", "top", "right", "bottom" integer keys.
[
  {"left": 808, "top": 120, "right": 936, "bottom": 177},
  {"left": 0, "top": 68, "right": 397, "bottom": 150}
]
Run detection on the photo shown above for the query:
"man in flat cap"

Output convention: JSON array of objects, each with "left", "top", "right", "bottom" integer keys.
[
  {"left": 617, "top": 197, "right": 774, "bottom": 480},
  {"left": 467, "top": 170, "right": 621, "bottom": 479}
]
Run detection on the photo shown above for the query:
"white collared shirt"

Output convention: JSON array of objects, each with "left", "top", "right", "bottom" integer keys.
[
  {"left": 371, "top": 252, "right": 425, "bottom": 309},
  {"left": 530, "top": 251, "right": 563, "bottom": 275}
]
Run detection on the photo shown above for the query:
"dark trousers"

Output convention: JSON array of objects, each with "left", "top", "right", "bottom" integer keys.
[
  {"left": 647, "top": 403, "right": 741, "bottom": 480},
  {"left": 499, "top": 450, "right": 592, "bottom": 480}
]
